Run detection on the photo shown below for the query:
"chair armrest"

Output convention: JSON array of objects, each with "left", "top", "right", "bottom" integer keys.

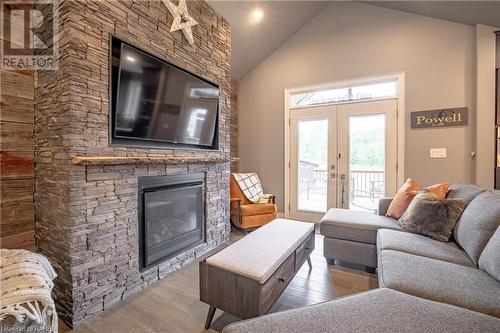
[
  {"left": 230, "top": 198, "right": 242, "bottom": 209},
  {"left": 377, "top": 197, "right": 393, "bottom": 216},
  {"left": 230, "top": 198, "right": 243, "bottom": 227}
]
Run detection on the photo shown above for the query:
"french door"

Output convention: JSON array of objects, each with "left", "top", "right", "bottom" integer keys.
[{"left": 289, "top": 99, "right": 398, "bottom": 222}]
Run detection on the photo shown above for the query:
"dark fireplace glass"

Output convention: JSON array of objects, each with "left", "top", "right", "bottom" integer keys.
[{"left": 139, "top": 174, "right": 205, "bottom": 270}]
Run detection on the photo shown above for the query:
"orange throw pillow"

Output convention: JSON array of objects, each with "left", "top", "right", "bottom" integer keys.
[
  {"left": 386, "top": 178, "right": 422, "bottom": 219},
  {"left": 427, "top": 183, "right": 450, "bottom": 199}
]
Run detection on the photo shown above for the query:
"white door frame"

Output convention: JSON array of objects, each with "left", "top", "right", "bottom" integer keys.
[{"left": 283, "top": 72, "right": 406, "bottom": 218}]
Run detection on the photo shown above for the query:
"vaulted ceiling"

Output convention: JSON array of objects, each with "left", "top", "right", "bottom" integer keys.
[
  {"left": 365, "top": 1, "right": 500, "bottom": 28},
  {"left": 208, "top": 1, "right": 500, "bottom": 80},
  {"left": 207, "top": 1, "right": 330, "bottom": 80}
]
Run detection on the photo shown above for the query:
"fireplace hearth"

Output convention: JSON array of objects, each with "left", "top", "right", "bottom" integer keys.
[{"left": 138, "top": 173, "right": 205, "bottom": 270}]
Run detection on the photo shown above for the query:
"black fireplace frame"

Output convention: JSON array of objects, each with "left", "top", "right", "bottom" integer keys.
[{"left": 138, "top": 173, "right": 205, "bottom": 271}]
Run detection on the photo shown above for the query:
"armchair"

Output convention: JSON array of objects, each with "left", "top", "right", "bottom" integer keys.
[{"left": 230, "top": 173, "right": 277, "bottom": 232}]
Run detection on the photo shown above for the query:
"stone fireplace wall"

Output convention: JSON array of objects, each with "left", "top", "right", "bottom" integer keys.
[{"left": 34, "top": 0, "right": 231, "bottom": 326}]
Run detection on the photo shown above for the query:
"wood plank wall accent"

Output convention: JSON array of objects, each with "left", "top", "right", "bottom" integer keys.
[{"left": 0, "top": 4, "right": 36, "bottom": 250}]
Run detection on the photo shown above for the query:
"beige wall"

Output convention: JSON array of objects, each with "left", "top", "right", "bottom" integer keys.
[
  {"left": 475, "top": 24, "right": 498, "bottom": 188},
  {"left": 238, "top": 2, "right": 476, "bottom": 210}
]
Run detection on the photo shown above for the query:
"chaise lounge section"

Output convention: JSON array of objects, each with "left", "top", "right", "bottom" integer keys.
[{"left": 320, "top": 208, "right": 401, "bottom": 271}]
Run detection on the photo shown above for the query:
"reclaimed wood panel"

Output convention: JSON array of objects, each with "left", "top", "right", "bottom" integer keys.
[
  {"left": 0, "top": 2, "right": 35, "bottom": 251},
  {"left": 0, "top": 70, "right": 35, "bottom": 249},
  {"left": 1, "top": 70, "right": 34, "bottom": 100},
  {"left": 0, "top": 179, "right": 35, "bottom": 250},
  {"left": 0, "top": 151, "right": 34, "bottom": 179},
  {"left": 1, "top": 93, "right": 34, "bottom": 123},
  {"left": 0, "top": 121, "right": 34, "bottom": 152},
  {"left": 0, "top": 231, "right": 35, "bottom": 250}
]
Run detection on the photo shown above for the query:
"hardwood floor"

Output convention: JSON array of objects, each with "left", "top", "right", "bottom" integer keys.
[{"left": 62, "top": 231, "right": 378, "bottom": 333}]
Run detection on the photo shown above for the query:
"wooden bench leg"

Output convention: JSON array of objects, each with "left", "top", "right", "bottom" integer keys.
[
  {"left": 205, "top": 305, "right": 216, "bottom": 329},
  {"left": 307, "top": 256, "right": 312, "bottom": 270}
]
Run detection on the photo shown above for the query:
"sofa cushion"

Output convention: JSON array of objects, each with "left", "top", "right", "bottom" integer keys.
[
  {"left": 453, "top": 190, "right": 500, "bottom": 264},
  {"left": 377, "top": 229, "right": 474, "bottom": 267},
  {"left": 479, "top": 227, "right": 500, "bottom": 281},
  {"left": 446, "top": 183, "right": 486, "bottom": 204},
  {"left": 320, "top": 208, "right": 401, "bottom": 244},
  {"left": 206, "top": 219, "right": 313, "bottom": 283},
  {"left": 378, "top": 249, "right": 500, "bottom": 317},
  {"left": 397, "top": 190, "right": 466, "bottom": 242},
  {"left": 240, "top": 203, "right": 276, "bottom": 216},
  {"left": 222, "top": 288, "right": 500, "bottom": 333}
]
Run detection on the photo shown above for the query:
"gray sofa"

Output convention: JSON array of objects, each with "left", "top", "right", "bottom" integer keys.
[
  {"left": 320, "top": 183, "right": 495, "bottom": 271},
  {"left": 222, "top": 184, "right": 500, "bottom": 332},
  {"left": 223, "top": 288, "right": 499, "bottom": 333}
]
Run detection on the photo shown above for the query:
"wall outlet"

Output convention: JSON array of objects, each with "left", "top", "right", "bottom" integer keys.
[{"left": 430, "top": 148, "right": 447, "bottom": 158}]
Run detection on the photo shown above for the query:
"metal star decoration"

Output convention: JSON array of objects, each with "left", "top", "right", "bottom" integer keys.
[{"left": 162, "top": 0, "right": 198, "bottom": 45}]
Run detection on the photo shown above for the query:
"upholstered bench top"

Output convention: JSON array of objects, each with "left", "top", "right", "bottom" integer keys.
[{"left": 206, "top": 219, "right": 314, "bottom": 283}]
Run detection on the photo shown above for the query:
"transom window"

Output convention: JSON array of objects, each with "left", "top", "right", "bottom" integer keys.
[{"left": 291, "top": 80, "right": 397, "bottom": 108}]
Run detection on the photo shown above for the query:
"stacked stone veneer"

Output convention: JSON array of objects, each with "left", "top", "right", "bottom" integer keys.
[{"left": 34, "top": 0, "right": 231, "bottom": 326}]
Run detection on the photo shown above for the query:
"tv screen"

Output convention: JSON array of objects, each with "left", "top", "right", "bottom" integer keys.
[{"left": 110, "top": 38, "right": 220, "bottom": 149}]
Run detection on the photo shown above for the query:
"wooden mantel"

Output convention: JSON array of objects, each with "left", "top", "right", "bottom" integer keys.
[{"left": 71, "top": 156, "right": 238, "bottom": 166}]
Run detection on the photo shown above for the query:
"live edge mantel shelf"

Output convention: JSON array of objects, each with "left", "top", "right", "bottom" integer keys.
[{"left": 71, "top": 156, "right": 238, "bottom": 166}]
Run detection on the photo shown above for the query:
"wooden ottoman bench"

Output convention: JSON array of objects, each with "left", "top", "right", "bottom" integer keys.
[{"left": 199, "top": 218, "right": 315, "bottom": 329}]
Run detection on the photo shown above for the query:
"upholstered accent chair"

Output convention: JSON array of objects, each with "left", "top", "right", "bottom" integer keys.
[{"left": 230, "top": 174, "right": 277, "bottom": 232}]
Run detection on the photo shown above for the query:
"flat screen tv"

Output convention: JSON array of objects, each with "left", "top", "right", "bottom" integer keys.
[{"left": 110, "top": 37, "right": 220, "bottom": 150}]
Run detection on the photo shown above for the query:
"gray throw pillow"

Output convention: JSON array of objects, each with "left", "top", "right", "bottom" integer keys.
[{"left": 398, "top": 190, "right": 466, "bottom": 242}]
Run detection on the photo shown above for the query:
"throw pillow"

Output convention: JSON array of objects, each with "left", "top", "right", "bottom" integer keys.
[
  {"left": 386, "top": 178, "right": 422, "bottom": 219},
  {"left": 427, "top": 183, "right": 450, "bottom": 199},
  {"left": 398, "top": 189, "right": 466, "bottom": 242}
]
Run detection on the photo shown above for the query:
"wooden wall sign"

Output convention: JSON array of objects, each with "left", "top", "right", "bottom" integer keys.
[{"left": 411, "top": 107, "right": 468, "bottom": 129}]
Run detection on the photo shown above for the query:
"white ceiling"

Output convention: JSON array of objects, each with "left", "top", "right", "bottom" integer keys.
[
  {"left": 207, "top": 1, "right": 330, "bottom": 80},
  {"left": 208, "top": 1, "right": 500, "bottom": 80}
]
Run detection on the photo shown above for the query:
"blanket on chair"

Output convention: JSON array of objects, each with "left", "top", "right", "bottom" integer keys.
[
  {"left": 0, "top": 249, "right": 58, "bottom": 332},
  {"left": 232, "top": 173, "right": 273, "bottom": 204}
]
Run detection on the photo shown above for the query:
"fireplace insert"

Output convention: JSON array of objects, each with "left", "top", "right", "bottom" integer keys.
[{"left": 138, "top": 173, "right": 205, "bottom": 270}]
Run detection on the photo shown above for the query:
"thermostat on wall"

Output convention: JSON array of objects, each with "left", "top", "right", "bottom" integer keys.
[{"left": 430, "top": 148, "right": 447, "bottom": 158}]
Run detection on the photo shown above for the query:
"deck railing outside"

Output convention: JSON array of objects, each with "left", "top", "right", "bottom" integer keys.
[{"left": 299, "top": 160, "right": 385, "bottom": 212}]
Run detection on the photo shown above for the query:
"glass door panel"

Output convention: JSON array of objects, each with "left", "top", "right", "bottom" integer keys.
[
  {"left": 338, "top": 99, "right": 398, "bottom": 211},
  {"left": 347, "top": 114, "right": 386, "bottom": 211},
  {"left": 297, "top": 119, "right": 328, "bottom": 212},
  {"left": 290, "top": 105, "right": 337, "bottom": 222}
]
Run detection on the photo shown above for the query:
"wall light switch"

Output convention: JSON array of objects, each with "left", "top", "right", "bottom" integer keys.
[{"left": 430, "top": 148, "right": 447, "bottom": 158}]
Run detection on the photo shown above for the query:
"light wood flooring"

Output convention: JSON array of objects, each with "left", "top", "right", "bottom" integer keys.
[{"left": 62, "top": 231, "right": 378, "bottom": 333}]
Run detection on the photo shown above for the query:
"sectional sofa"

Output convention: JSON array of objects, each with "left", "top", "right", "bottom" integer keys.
[{"left": 223, "top": 184, "right": 500, "bottom": 332}]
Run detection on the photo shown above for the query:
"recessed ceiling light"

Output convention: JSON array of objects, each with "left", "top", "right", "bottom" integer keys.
[
  {"left": 249, "top": 8, "right": 264, "bottom": 24},
  {"left": 125, "top": 55, "right": 136, "bottom": 62}
]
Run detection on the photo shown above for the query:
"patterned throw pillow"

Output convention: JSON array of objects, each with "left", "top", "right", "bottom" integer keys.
[{"left": 398, "top": 189, "right": 466, "bottom": 242}]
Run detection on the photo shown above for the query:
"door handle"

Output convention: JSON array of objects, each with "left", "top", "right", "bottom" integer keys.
[
  {"left": 340, "top": 174, "right": 347, "bottom": 208},
  {"left": 329, "top": 164, "right": 336, "bottom": 179}
]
